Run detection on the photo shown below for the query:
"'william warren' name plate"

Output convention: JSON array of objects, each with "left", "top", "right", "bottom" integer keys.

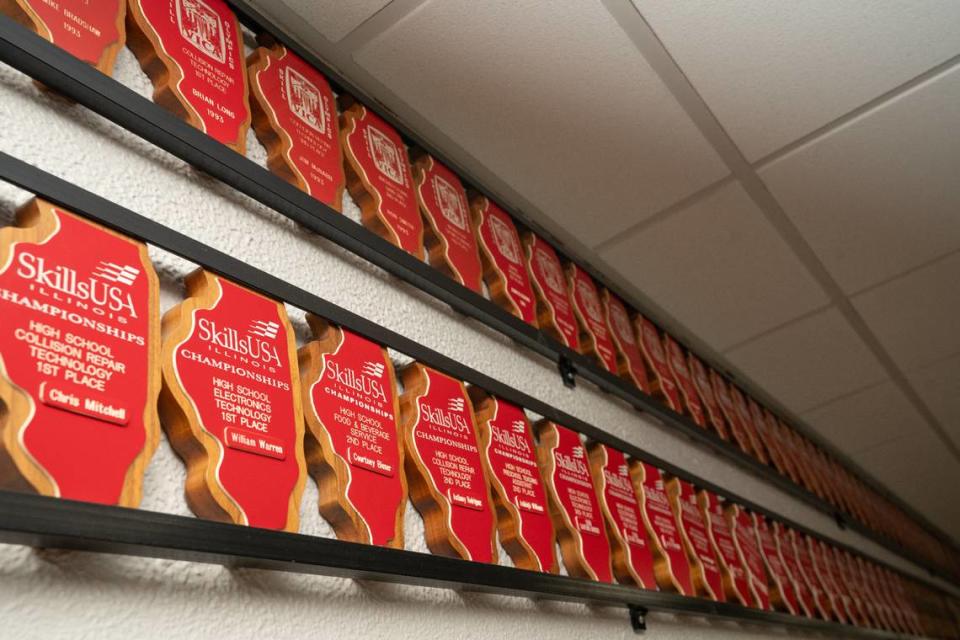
[
  {"left": 566, "top": 263, "right": 618, "bottom": 374},
  {"left": 602, "top": 289, "right": 650, "bottom": 394},
  {"left": 127, "top": 0, "right": 251, "bottom": 152},
  {"left": 472, "top": 196, "right": 536, "bottom": 325},
  {"left": 160, "top": 270, "right": 306, "bottom": 531},
  {"left": 632, "top": 461, "right": 693, "bottom": 595},
  {"left": 524, "top": 233, "right": 578, "bottom": 350},
  {"left": 299, "top": 316, "right": 405, "bottom": 547},
  {"left": 0, "top": 199, "right": 159, "bottom": 505}
]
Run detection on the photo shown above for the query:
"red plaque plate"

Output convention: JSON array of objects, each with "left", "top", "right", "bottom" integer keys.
[
  {"left": 752, "top": 513, "right": 798, "bottom": 615},
  {"left": 523, "top": 233, "right": 578, "bottom": 349},
  {"left": 709, "top": 370, "right": 754, "bottom": 457},
  {"left": 632, "top": 461, "right": 693, "bottom": 595},
  {"left": 687, "top": 354, "right": 729, "bottom": 440},
  {"left": 399, "top": 363, "right": 495, "bottom": 562},
  {"left": 566, "top": 263, "right": 617, "bottom": 374},
  {"left": 635, "top": 316, "right": 682, "bottom": 412},
  {"left": 2, "top": 0, "right": 125, "bottom": 74},
  {"left": 852, "top": 554, "right": 892, "bottom": 629},
  {"left": 161, "top": 270, "right": 306, "bottom": 530},
  {"left": 298, "top": 316, "right": 405, "bottom": 547},
  {"left": 773, "top": 522, "right": 815, "bottom": 617},
  {"left": 794, "top": 532, "right": 832, "bottom": 620},
  {"left": 663, "top": 336, "right": 706, "bottom": 427},
  {"left": 669, "top": 478, "right": 723, "bottom": 600},
  {"left": 726, "top": 504, "right": 771, "bottom": 610},
  {"left": 536, "top": 420, "right": 612, "bottom": 582},
  {"left": 602, "top": 289, "right": 650, "bottom": 393},
  {"left": 248, "top": 44, "right": 345, "bottom": 210},
  {"left": 471, "top": 196, "right": 536, "bottom": 325},
  {"left": 749, "top": 397, "right": 785, "bottom": 471},
  {"left": 127, "top": 0, "right": 250, "bottom": 151},
  {"left": 763, "top": 409, "right": 799, "bottom": 483},
  {"left": 588, "top": 443, "right": 657, "bottom": 589},
  {"left": 471, "top": 389, "right": 555, "bottom": 572},
  {"left": 836, "top": 548, "right": 877, "bottom": 627},
  {"left": 0, "top": 200, "right": 159, "bottom": 505},
  {"left": 698, "top": 490, "right": 750, "bottom": 606},
  {"left": 810, "top": 537, "right": 852, "bottom": 623},
  {"left": 729, "top": 386, "right": 769, "bottom": 465}
]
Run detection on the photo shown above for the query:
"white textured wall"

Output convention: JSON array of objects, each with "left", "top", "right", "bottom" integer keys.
[{"left": 0, "top": 44, "right": 952, "bottom": 640}]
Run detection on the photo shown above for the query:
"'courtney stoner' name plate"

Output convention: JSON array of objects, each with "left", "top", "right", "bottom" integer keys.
[
  {"left": 524, "top": 233, "right": 578, "bottom": 350},
  {"left": 248, "top": 44, "right": 345, "bottom": 210},
  {"left": 536, "top": 421, "right": 612, "bottom": 582},
  {"left": 160, "top": 270, "right": 306, "bottom": 531},
  {"left": 127, "top": 0, "right": 250, "bottom": 152},
  {"left": 341, "top": 101, "right": 424, "bottom": 259},
  {"left": 635, "top": 316, "right": 681, "bottom": 412},
  {"left": 299, "top": 316, "right": 405, "bottom": 547},
  {"left": 0, "top": 200, "right": 159, "bottom": 505},
  {"left": 472, "top": 196, "right": 536, "bottom": 325},
  {"left": 399, "top": 363, "right": 494, "bottom": 562},
  {"left": 698, "top": 490, "right": 750, "bottom": 606},
  {"left": 2, "top": 0, "right": 125, "bottom": 74},
  {"left": 471, "top": 389, "right": 555, "bottom": 573},
  {"left": 727, "top": 504, "right": 771, "bottom": 610},
  {"left": 566, "top": 263, "right": 617, "bottom": 374},
  {"left": 670, "top": 478, "right": 723, "bottom": 600},
  {"left": 588, "top": 443, "right": 656, "bottom": 589},
  {"left": 631, "top": 461, "right": 693, "bottom": 595},
  {"left": 664, "top": 336, "right": 705, "bottom": 427},
  {"left": 602, "top": 289, "right": 650, "bottom": 393}
]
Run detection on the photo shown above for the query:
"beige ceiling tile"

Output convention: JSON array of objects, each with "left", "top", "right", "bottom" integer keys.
[
  {"left": 723, "top": 308, "right": 887, "bottom": 413},
  {"left": 352, "top": 0, "right": 728, "bottom": 248},
  {"left": 907, "top": 353, "right": 960, "bottom": 444},
  {"left": 852, "top": 432, "right": 957, "bottom": 492},
  {"left": 760, "top": 66, "right": 960, "bottom": 294},
  {"left": 277, "top": 0, "right": 393, "bottom": 42},
  {"left": 633, "top": 0, "right": 960, "bottom": 160}
]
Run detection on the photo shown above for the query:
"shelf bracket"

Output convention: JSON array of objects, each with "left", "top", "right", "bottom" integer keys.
[
  {"left": 558, "top": 355, "right": 577, "bottom": 389},
  {"left": 628, "top": 605, "right": 648, "bottom": 634}
]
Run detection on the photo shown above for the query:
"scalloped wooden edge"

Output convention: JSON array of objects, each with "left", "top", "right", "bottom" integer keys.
[
  {"left": 522, "top": 232, "right": 570, "bottom": 347},
  {"left": 696, "top": 490, "right": 750, "bottom": 606},
  {"left": 469, "top": 194, "right": 531, "bottom": 324},
  {"left": 629, "top": 460, "right": 688, "bottom": 595},
  {"left": 665, "top": 476, "right": 716, "bottom": 600},
  {"left": 600, "top": 288, "right": 650, "bottom": 394}
]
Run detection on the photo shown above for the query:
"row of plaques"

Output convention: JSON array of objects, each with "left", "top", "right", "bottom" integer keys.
[
  {"left": 0, "top": 199, "right": 954, "bottom": 638},
  {"left": 1, "top": 0, "right": 953, "bottom": 583}
]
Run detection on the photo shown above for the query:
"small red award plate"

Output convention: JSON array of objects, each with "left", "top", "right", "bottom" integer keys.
[
  {"left": 298, "top": 316, "right": 405, "bottom": 547},
  {"left": 773, "top": 522, "right": 815, "bottom": 618},
  {"left": 588, "top": 443, "right": 657, "bottom": 589},
  {"left": 631, "top": 461, "right": 693, "bottom": 595},
  {"left": 698, "top": 490, "right": 750, "bottom": 606},
  {"left": 471, "top": 389, "right": 556, "bottom": 572},
  {"left": 710, "top": 371, "right": 754, "bottom": 458},
  {"left": 836, "top": 549, "right": 877, "bottom": 627},
  {"left": 729, "top": 386, "right": 770, "bottom": 465},
  {"left": 668, "top": 478, "right": 723, "bottom": 600},
  {"left": 0, "top": 199, "right": 159, "bottom": 506},
  {"left": 687, "top": 354, "right": 729, "bottom": 440},
  {"left": 748, "top": 397, "right": 784, "bottom": 470},
  {"left": 523, "top": 233, "right": 578, "bottom": 350},
  {"left": 752, "top": 513, "right": 798, "bottom": 615},
  {"left": 341, "top": 100, "right": 424, "bottom": 259},
  {"left": 536, "top": 421, "right": 612, "bottom": 582},
  {"left": 813, "top": 540, "right": 852, "bottom": 623},
  {"left": 663, "top": 336, "right": 706, "bottom": 427},
  {"left": 471, "top": 196, "right": 536, "bottom": 325},
  {"left": 635, "top": 316, "right": 682, "bottom": 412},
  {"left": 726, "top": 504, "right": 771, "bottom": 610},
  {"left": 763, "top": 409, "right": 799, "bottom": 483},
  {"left": 127, "top": 0, "right": 250, "bottom": 152},
  {"left": 248, "top": 44, "right": 345, "bottom": 210},
  {"left": 601, "top": 289, "right": 650, "bottom": 393},
  {"left": 789, "top": 528, "right": 828, "bottom": 619},
  {"left": 566, "top": 263, "right": 617, "bottom": 374},
  {"left": 2, "top": 0, "right": 125, "bottom": 74},
  {"left": 399, "top": 363, "right": 495, "bottom": 562},
  {"left": 161, "top": 270, "right": 306, "bottom": 531}
]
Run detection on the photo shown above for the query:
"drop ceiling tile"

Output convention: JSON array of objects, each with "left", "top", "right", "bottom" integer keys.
[
  {"left": 598, "top": 182, "right": 828, "bottom": 350},
  {"left": 852, "top": 251, "right": 960, "bottom": 370},
  {"left": 723, "top": 307, "right": 887, "bottom": 413},
  {"left": 907, "top": 353, "right": 960, "bottom": 444},
  {"left": 633, "top": 0, "right": 960, "bottom": 160},
  {"left": 353, "top": 0, "right": 728, "bottom": 248},
  {"left": 760, "top": 66, "right": 960, "bottom": 294},
  {"left": 852, "top": 431, "right": 956, "bottom": 492},
  {"left": 801, "top": 381, "right": 926, "bottom": 455},
  {"left": 279, "top": 0, "right": 393, "bottom": 42}
]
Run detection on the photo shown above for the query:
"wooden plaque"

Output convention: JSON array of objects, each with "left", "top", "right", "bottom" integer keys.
[
  {"left": 127, "top": 0, "right": 250, "bottom": 152},
  {"left": 729, "top": 386, "right": 770, "bottom": 465},
  {"left": 0, "top": 199, "right": 159, "bottom": 505},
  {"left": 663, "top": 336, "right": 706, "bottom": 427},
  {"left": 667, "top": 477, "right": 723, "bottom": 600},
  {"left": 773, "top": 522, "right": 815, "bottom": 618},
  {"left": 565, "top": 263, "right": 617, "bottom": 374},
  {"left": 631, "top": 460, "right": 693, "bottom": 595},
  {"left": 587, "top": 443, "right": 657, "bottom": 589},
  {"left": 837, "top": 548, "right": 879, "bottom": 627},
  {"left": 726, "top": 503, "right": 771, "bottom": 610},
  {"left": 523, "top": 233, "right": 578, "bottom": 349},
  {"left": 298, "top": 316, "right": 405, "bottom": 547},
  {"left": 160, "top": 270, "right": 305, "bottom": 530},
  {"left": 412, "top": 154, "right": 483, "bottom": 294},
  {"left": 470, "top": 389, "right": 556, "bottom": 572},
  {"left": 709, "top": 370, "right": 755, "bottom": 457},
  {"left": 854, "top": 555, "right": 895, "bottom": 630},
  {"left": 247, "top": 44, "right": 345, "bottom": 210},
  {"left": 535, "top": 420, "right": 612, "bottom": 582},
  {"left": 399, "top": 363, "right": 495, "bottom": 562},
  {"left": 471, "top": 195, "right": 536, "bottom": 325},
  {"left": 601, "top": 289, "right": 650, "bottom": 393},
  {"left": 748, "top": 397, "right": 783, "bottom": 470},
  {"left": 810, "top": 537, "right": 851, "bottom": 623},
  {"left": 752, "top": 513, "right": 798, "bottom": 615},
  {"left": 869, "top": 563, "right": 909, "bottom": 633},
  {"left": 762, "top": 408, "right": 799, "bottom": 483},
  {"left": 698, "top": 490, "right": 750, "bottom": 606},
  {"left": 635, "top": 316, "right": 682, "bottom": 412},
  {"left": 687, "top": 354, "right": 729, "bottom": 440},
  {"left": 791, "top": 530, "right": 830, "bottom": 620},
  {"left": 2, "top": 0, "right": 125, "bottom": 74}
]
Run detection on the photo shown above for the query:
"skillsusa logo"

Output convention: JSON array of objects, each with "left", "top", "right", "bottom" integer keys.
[
  {"left": 15, "top": 252, "right": 140, "bottom": 318},
  {"left": 325, "top": 358, "right": 388, "bottom": 402},
  {"left": 197, "top": 316, "right": 281, "bottom": 366}
]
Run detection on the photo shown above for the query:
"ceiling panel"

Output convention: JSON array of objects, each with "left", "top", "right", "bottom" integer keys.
[
  {"left": 760, "top": 66, "right": 960, "bottom": 294},
  {"left": 598, "top": 181, "right": 828, "bottom": 350},
  {"left": 723, "top": 307, "right": 887, "bottom": 414},
  {"left": 352, "top": 0, "right": 728, "bottom": 248},
  {"left": 907, "top": 353, "right": 960, "bottom": 444},
  {"left": 282, "top": 0, "right": 393, "bottom": 42},
  {"left": 633, "top": 0, "right": 960, "bottom": 160}
]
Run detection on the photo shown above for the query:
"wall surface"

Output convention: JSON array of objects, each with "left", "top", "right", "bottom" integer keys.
[{"left": 0, "top": 42, "right": 951, "bottom": 640}]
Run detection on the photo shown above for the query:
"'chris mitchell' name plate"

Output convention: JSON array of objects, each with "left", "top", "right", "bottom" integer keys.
[
  {"left": 524, "top": 233, "right": 578, "bottom": 350},
  {"left": 566, "top": 263, "right": 618, "bottom": 374},
  {"left": 472, "top": 195, "right": 536, "bottom": 326}
]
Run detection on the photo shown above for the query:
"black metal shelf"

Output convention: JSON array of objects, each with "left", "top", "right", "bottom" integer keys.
[{"left": 0, "top": 13, "right": 956, "bottom": 587}]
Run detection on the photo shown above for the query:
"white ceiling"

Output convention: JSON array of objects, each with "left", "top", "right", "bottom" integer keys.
[{"left": 250, "top": 0, "right": 960, "bottom": 542}]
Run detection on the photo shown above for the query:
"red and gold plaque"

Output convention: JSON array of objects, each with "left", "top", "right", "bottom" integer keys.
[
  {"left": 710, "top": 370, "right": 754, "bottom": 457},
  {"left": 471, "top": 389, "right": 555, "bottom": 572},
  {"left": 412, "top": 154, "right": 483, "bottom": 294},
  {"left": 399, "top": 363, "right": 494, "bottom": 562},
  {"left": 792, "top": 530, "right": 830, "bottom": 619},
  {"left": 687, "top": 354, "right": 729, "bottom": 440},
  {"left": 726, "top": 504, "right": 771, "bottom": 610},
  {"left": 0, "top": 199, "right": 159, "bottom": 505},
  {"left": 668, "top": 477, "right": 723, "bottom": 600},
  {"left": 837, "top": 548, "right": 878, "bottom": 627},
  {"left": 127, "top": 0, "right": 250, "bottom": 151},
  {"left": 523, "top": 233, "right": 578, "bottom": 349},
  {"left": 536, "top": 420, "right": 611, "bottom": 582},
  {"left": 588, "top": 443, "right": 656, "bottom": 589},
  {"left": 773, "top": 522, "right": 815, "bottom": 618},
  {"left": 663, "top": 336, "right": 706, "bottom": 427},
  {"left": 854, "top": 555, "right": 893, "bottom": 630},
  {"left": 2, "top": 0, "right": 125, "bottom": 74},
  {"left": 631, "top": 461, "right": 693, "bottom": 595},
  {"left": 602, "top": 289, "right": 650, "bottom": 393},
  {"left": 566, "top": 263, "right": 617, "bottom": 374},
  {"left": 298, "top": 316, "right": 405, "bottom": 547},
  {"left": 635, "top": 316, "right": 681, "bottom": 412},
  {"left": 752, "top": 514, "right": 798, "bottom": 615},
  {"left": 763, "top": 408, "right": 799, "bottom": 483},
  {"left": 748, "top": 397, "right": 786, "bottom": 472},
  {"left": 247, "top": 44, "right": 344, "bottom": 209},
  {"left": 698, "top": 490, "right": 750, "bottom": 606},
  {"left": 810, "top": 537, "right": 851, "bottom": 624},
  {"left": 730, "top": 386, "right": 769, "bottom": 465},
  {"left": 471, "top": 196, "right": 536, "bottom": 325}
]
